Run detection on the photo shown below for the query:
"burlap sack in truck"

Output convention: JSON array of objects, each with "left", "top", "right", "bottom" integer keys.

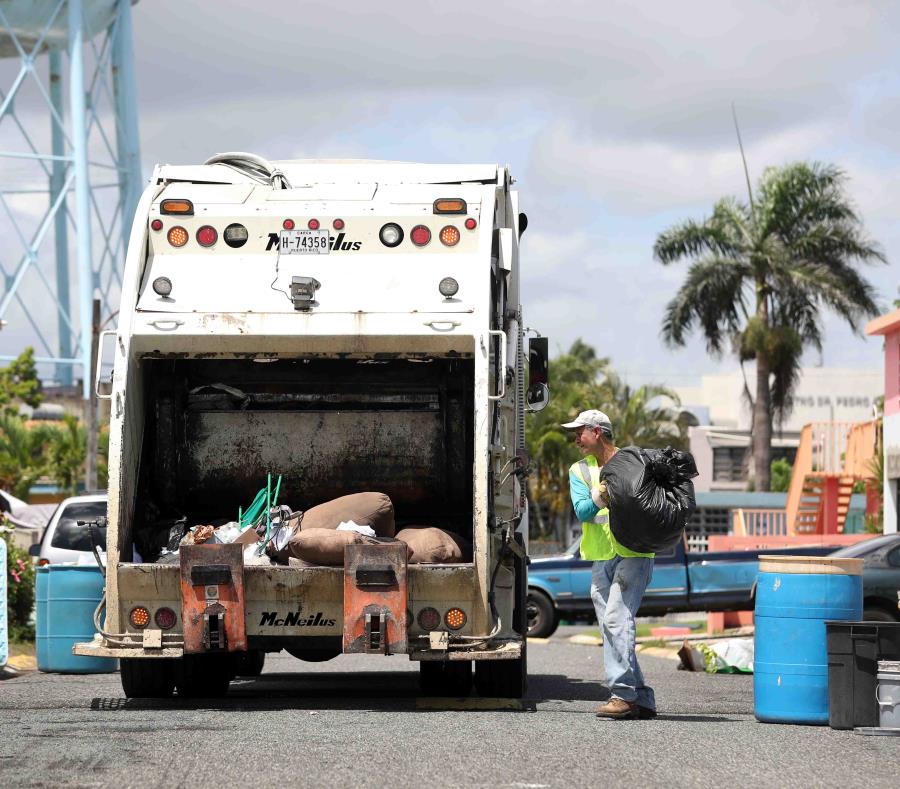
[
  {"left": 286, "top": 528, "right": 379, "bottom": 565},
  {"left": 300, "top": 492, "right": 395, "bottom": 538},
  {"left": 395, "top": 527, "right": 472, "bottom": 563}
]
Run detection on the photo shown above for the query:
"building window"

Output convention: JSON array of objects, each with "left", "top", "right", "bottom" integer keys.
[{"left": 712, "top": 448, "right": 748, "bottom": 482}]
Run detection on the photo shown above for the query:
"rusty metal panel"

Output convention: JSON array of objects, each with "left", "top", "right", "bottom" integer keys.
[
  {"left": 343, "top": 542, "right": 407, "bottom": 655},
  {"left": 179, "top": 544, "right": 246, "bottom": 654}
]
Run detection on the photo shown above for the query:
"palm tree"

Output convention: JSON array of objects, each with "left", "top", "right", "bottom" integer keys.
[
  {"left": 601, "top": 373, "right": 686, "bottom": 449},
  {"left": 654, "top": 162, "right": 884, "bottom": 490}
]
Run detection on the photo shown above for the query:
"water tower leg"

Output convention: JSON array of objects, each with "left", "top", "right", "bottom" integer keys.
[
  {"left": 67, "top": 0, "right": 94, "bottom": 401},
  {"left": 112, "top": 0, "right": 142, "bottom": 240},
  {"left": 49, "top": 49, "right": 72, "bottom": 387}
]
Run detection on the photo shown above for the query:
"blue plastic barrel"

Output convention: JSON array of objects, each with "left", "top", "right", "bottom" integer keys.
[
  {"left": 754, "top": 555, "right": 863, "bottom": 724},
  {"left": 35, "top": 565, "right": 118, "bottom": 673}
]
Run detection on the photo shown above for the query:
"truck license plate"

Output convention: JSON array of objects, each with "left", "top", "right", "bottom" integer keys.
[{"left": 279, "top": 229, "right": 330, "bottom": 254}]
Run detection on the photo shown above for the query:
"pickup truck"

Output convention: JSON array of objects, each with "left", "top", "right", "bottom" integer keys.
[{"left": 526, "top": 538, "right": 839, "bottom": 638}]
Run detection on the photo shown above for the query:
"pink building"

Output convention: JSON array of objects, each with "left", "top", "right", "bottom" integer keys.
[{"left": 866, "top": 307, "right": 900, "bottom": 534}]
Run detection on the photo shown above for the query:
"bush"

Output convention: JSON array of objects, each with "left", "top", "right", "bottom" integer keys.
[{"left": 2, "top": 526, "right": 35, "bottom": 641}]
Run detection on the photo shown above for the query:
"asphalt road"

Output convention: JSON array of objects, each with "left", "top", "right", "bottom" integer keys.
[{"left": 0, "top": 627, "right": 896, "bottom": 789}]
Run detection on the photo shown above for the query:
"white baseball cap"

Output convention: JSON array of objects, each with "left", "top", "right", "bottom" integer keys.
[{"left": 561, "top": 409, "right": 613, "bottom": 436}]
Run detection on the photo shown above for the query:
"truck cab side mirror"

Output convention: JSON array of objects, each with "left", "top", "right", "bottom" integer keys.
[{"left": 526, "top": 336, "right": 550, "bottom": 412}]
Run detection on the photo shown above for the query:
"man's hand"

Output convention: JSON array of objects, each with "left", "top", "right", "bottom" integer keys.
[{"left": 590, "top": 481, "right": 610, "bottom": 509}]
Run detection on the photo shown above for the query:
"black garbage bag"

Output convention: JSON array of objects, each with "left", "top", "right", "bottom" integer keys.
[{"left": 599, "top": 446, "right": 698, "bottom": 553}]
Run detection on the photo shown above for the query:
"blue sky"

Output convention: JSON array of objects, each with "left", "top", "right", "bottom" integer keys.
[{"left": 2, "top": 0, "right": 898, "bottom": 387}]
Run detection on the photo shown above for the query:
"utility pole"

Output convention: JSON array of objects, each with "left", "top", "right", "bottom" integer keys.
[{"left": 85, "top": 299, "right": 100, "bottom": 491}]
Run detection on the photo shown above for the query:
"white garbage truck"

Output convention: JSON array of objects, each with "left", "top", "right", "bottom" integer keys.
[{"left": 75, "top": 155, "right": 550, "bottom": 699}]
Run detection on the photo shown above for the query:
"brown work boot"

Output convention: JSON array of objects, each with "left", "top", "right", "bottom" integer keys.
[{"left": 594, "top": 698, "right": 638, "bottom": 719}]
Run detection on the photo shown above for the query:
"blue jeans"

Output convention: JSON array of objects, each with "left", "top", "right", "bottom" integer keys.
[{"left": 590, "top": 556, "right": 656, "bottom": 710}]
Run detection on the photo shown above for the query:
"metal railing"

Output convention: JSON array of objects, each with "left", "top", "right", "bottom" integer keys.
[{"left": 733, "top": 508, "right": 789, "bottom": 537}]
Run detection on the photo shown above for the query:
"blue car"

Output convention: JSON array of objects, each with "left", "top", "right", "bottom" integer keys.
[{"left": 526, "top": 537, "right": 843, "bottom": 638}]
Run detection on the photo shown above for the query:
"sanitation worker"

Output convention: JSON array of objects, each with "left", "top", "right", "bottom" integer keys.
[{"left": 562, "top": 409, "right": 656, "bottom": 720}]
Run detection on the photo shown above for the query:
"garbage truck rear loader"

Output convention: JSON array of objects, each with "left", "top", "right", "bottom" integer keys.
[{"left": 75, "top": 157, "right": 549, "bottom": 699}]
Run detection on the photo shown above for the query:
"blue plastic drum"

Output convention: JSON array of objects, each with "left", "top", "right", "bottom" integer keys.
[
  {"left": 36, "top": 565, "right": 118, "bottom": 674},
  {"left": 754, "top": 555, "right": 863, "bottom": 724}
]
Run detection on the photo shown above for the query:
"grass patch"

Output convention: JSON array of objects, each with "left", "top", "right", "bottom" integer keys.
[{"left": 8, "top": 640, "right": 36, "bottom": 659}]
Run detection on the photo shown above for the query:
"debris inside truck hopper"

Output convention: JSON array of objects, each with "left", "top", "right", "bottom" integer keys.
[{"left": 395, "top": 526, "right": 472, "bottom": 563}]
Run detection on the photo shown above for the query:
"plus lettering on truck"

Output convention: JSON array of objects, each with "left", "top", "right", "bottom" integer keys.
[{"left": 74, "top": 154, "right": 551, "bottom": 700}]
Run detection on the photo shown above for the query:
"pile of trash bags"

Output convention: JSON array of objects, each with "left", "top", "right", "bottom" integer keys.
[
  {"left": 149, "top": 491, "right": 472, "bottom": 568},
  {"left": 600, "top": 446, "right": 698, "bottom": 553}
]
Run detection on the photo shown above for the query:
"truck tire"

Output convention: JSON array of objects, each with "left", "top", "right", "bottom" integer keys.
[
  {"left": 231, "top": 649, "right": 266, "bottom": 677},
  {"left": 864, "top": 606, "right": 899, "bottom": 622},
  {"left": 474, "top": 656, "right": 526, "bottom": 699},
  {"left": 419, "top": 660, "right": 473, "bottom": 697},
  {"left": 526, "top": 590, "right": 558, "bottom": 638},
  {"left": 175, "top": 655, "right": 232, "bottom": 698},
  {"left": 120, "top": 658, "right": 176, "bottom": 698}
]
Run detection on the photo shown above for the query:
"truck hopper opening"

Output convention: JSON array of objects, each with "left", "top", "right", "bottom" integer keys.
[{"left": 126, "top": 356, "right": 475, "bottom": 562}]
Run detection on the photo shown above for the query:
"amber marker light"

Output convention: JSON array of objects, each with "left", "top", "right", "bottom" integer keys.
[
  {"left": 167, "top": 226, "right": 188, "bottom": 247},
  {"left": 433, "top": 198, "right": 467, "bottom": 214},
  {"left": 160, "top": 199, "right": 194, "bottom": 215},
  {"left": 444, "top": 608, "right": 467, "bottom": 630},
  {"left": 440, "top": 226, "right": 460, "bottom": 247},
  {"left": 130, "top": 606, "right": 151, "bottom": 629}
]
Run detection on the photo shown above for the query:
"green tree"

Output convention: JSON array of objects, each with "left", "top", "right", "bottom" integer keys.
[
  {"left": 46, "top": 414, "right": 86, "bottom": 496},
  {"left": 526, "top": 339, "right": 686, "bottom": 541},
  {"left": 0, "top": 413, "right": 51, "bottom": 499},
  {"left": 655, "top": 162, "right": 884, "bottom": 490},
  {"left": 770, "top": 457, "right": 792, "bottom": 493},
  {"left": 0, "top": 347, "right": 42, "bottom": 414}
]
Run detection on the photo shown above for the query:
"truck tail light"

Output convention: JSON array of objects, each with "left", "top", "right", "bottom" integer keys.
[
  {"left": 464, "top": 217, "right": 477, "bottom": 230},
  {"left": 439, "top": 226, "right": 460, "bottom": 247},
  {"left": 129, "top": 606, "right": 151, "bottom": 629},
  {"left": 333, "top": 218, "right": 345, "bottom": 230},
  {"left": 417, "top": 607, "right": 440, "bottom": 630},
  {"left": 283, "top": 218, "right": 295, "bottom": 230},
  {"left": 410, "top": 225, "right": 431, "bottom": 247},
  {"left": 433, "top": 198, "right": 466, "bottom": 214},
  {"left": 196, "top": 225, "right": 218, "bottom": 247},
  {"left": 154, "top": 607, "right": 177, "bottom": 630},
  {"left": 160, "top": 199, "right": 193, "bottom": 215},
  {"left": 151, "top": 219, "right": 163, "bottom": 231},
  {"left": 444, "top": 608, "right": 466, "bottom": 630},
  {"left": 308, "top": 218, "right": 320, "bottom": 230},
  {"left": 167, "top": 226, "right": 188, "bottom": 247},
  {"left": 224, "top": 223, "right": 248, "bottom": 248},
  {"left": 379, "top": 223, "right": 403, "bottom": 248}
]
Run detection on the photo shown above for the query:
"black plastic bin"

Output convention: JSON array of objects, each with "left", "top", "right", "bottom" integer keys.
[{"left": 826, "top": 620, "right": 900, "bottom": 730}]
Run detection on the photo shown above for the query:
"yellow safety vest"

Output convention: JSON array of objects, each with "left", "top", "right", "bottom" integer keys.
[{"left": 572, "top": 454, "right": 654, "bottom": 561}]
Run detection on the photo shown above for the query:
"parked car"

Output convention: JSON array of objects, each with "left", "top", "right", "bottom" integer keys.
[
  {"left": 829, "top": 533, "right": 900, "bottom": 621},
  {"left": 526, "top": 537, "right": 842, "bottom": 638},
  {"left": 28, "top": 493, "right": 108, "bottom": 565}
]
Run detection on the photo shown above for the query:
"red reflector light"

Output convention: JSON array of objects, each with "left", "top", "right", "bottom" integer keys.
[
  {"left": 37, "top": 558, "right": 49, "bottom": 566},
  {"left": 410, "top": 225, "right": 431, "bottom": 247},
  {"left": 308, "top": 218, "right": 320, "bottom": 230},
  {"left": 417, "top": 607, "right": 441, "bottom": 630},
  {"left": 333, "top": 218, "right": 345, "bottom": 230},
  {"left": 196, "top": 225, "right": 217, "bottom": 247},
  {"left": 464, "top": 218, "right": 477, "bottom": 230},
  {"left": 151, "top": 219, "right": 163, "bottom": 231},
  {"left": 155, "top": 607, "right": 177, "bottom": 630},
  {"left": 283, "top": 218, "right": 295, "bottom": 230}
]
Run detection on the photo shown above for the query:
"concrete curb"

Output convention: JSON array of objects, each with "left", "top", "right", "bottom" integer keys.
[
  {"left": 567, "top": 634, "right": 602, "bottom": 646},
  {"left": 638, "top": 645, "right": 681, "bottom": 661}
]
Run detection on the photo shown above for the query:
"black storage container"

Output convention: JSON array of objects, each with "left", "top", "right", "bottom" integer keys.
[{"left": 826, "top": 621, "right": 900, "bottom": 730}]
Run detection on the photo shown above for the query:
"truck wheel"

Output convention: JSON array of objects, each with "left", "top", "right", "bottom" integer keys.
[
  {"left": 231, "top": 649, "right": 266, "bottom": 677},
  {"left": 474, "top": 656, "right": 527, "bottom": 699},
  {"left": 526, "top": 590, "right": 558, "bottom": 638},
  {"left": 419, "top": 660, "right": 473, "bottom": 697},
  {"left": 120, "top": 658, "right": 176, "bottom": 698},
  {"left": 175, "top": 655, "right": 232, "bottom": 698},
  {"left": 864, "top": 606, "right": 898, "bottom": 622}
]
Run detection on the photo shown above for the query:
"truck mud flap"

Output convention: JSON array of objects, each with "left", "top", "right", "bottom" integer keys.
[
  {"left": 180, "top": 543, "right": 247, "bottom": 654},
  {"left": 342, "top": 542, "right": 407, "bottom": 655}
]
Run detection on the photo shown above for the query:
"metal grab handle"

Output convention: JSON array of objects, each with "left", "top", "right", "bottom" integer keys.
[
  {"left": 423, "top": 320, "right": 460, "bottom": 332},
  {"left": 95, "top": 330, "right": 117, "bottom": 401},
  {"left": 488, "top": 329, "right": 507, "bottom": 401},
  {"left": 149, "top": 319, "right": 184, "bottom": 330},
  {"left": 876, "top": 687, "right": 899, "bottom": 707}
]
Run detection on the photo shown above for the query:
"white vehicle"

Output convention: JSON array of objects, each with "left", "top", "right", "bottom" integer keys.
[
  {"left": 75, "top": 155, "right": 549, "bottom": 699},
  {"left": 29, "top": 493, "right": 107, "bottom": 566}
]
